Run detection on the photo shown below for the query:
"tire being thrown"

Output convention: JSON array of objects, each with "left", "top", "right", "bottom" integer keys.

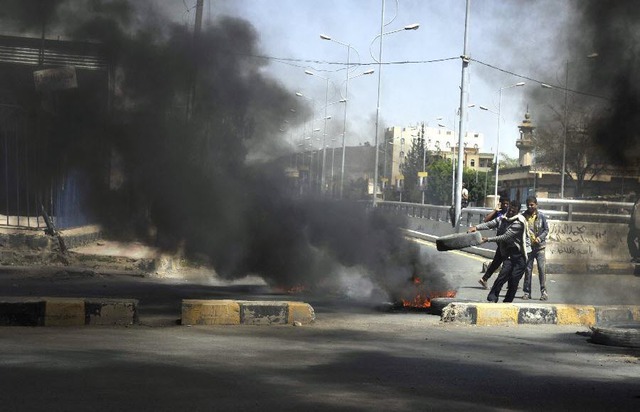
[
  {"left": 436, "top": 232, "right": 483, "bottom": 251},
  {"left": 589, "top": 322, "right": 640, "bottom": 348}
]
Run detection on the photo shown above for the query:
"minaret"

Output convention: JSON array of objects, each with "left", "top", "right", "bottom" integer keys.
[{"left": 516, "top": 109, "right": 535, "bottom": 167}]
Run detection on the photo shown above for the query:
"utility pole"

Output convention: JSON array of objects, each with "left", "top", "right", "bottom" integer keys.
[
  {"left": 454, "top": 0, "right": 471, "bottom": 231},
  {"left": 186, "top": 0, "right": 204, "bottom": 121}
]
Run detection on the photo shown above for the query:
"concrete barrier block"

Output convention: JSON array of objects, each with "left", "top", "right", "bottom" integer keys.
[
  {"left": 85, "top": 299, "right": 138, "bottom": 325},
  {"left": 595, "top": 306, "right": 636, "bottom": 324},
  {"left": 555, "top": 305, "right": 596, "bottom": 326},
  {"left": 517, "top": 304, "right": 557, "bottom": 325},
  {"left": 182, "top": 299, "right": 240, "bottom": 325},
  {"left": 0, "top": 298, "right": 46, "bottom": 326},
  {"left": 475, "top": 303, "right": 519, "bottom": 326},
  {"left": 287, "top": 301, "right": 315, "bottom": 324},
  {"left": 441, "top": 303, "right": 477, "bottom": 324},
  {"left": 45, "top": 298, "right": 85, "bottom": 326},
  {"left": 240, "top": 301, "right": 289, "bottom": 325}
]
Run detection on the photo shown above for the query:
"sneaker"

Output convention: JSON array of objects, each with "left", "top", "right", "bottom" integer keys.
[
  {"left": 540, "top": 291, "right": 548, "bottom": 301},
  {"left": 478, "top": 278, "right": 488, "bottom": 289},
  {"left": 522, "top": 293, "right": 530, "bottom": 300}
]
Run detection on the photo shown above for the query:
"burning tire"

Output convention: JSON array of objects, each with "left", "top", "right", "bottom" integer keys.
[
  {"left": 436, "top": 232, "right": 483, "bottom": 251},
  {"left": 590, "top": 322, "right": 640, "bottom": 348}
]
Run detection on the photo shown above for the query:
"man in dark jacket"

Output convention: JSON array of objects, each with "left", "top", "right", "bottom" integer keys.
[
  {"left": 468, "top": 200, "right": 531, "bottom": 303},
  {"left": 478, "top": 196, "right": 510, "bottom": 289},
  {"left": 522, "top": 196, "right": 550, "bottom": 301}
]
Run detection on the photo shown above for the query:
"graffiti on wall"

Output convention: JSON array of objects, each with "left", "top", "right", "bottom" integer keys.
[{"left": 546, "top": 222, "right": 627, "bottom": 262}]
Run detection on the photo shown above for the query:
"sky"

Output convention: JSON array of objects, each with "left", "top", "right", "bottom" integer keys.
[{"left": 160, "top": 0, "right": 575, "bottom": 159}]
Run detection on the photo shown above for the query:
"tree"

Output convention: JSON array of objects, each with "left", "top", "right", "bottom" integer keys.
[
  {"left": 534, "top": 109, "right": 607, "bottom": 197},
  {"left": 400, "top": 124, "right": 430, "bottom": 203},
  {"left": 499, "top": 153, "right": 519, "bottom": 169},
  {"left": 419, "top": 158, "right": 494, "bottom": 206}
]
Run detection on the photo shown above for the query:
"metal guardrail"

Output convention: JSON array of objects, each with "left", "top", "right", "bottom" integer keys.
[{"left": 377, "top": 198, "right": 633, "bottom": 225}]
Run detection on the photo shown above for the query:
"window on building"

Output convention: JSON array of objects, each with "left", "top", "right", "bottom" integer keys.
[
  {"left": 470, "top": 159, "right": 475, "bottom": 167},
  {"left": 446, "top": 131, "right": 452, "bottom": 135},
  {"left": 400, "top": 138, "right": 405, "bottom": 145}
]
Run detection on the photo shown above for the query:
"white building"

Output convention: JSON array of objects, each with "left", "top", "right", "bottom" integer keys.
[{"left": 382, "top": 125, "right": 487, "bottom": 187}]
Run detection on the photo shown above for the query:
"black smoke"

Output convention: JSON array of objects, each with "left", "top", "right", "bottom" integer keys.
[
  {"left": 0, "top": 0, "right": 448, "bottom": 300},
  {"left": 574, "top": 1, "right": 640, "bottom": 166},
  {"left": 518, "top": 0, "right": 640, "bottom": 167}
]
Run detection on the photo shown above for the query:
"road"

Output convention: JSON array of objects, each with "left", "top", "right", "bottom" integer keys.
[{"left": 0, "top": 241, "right": 639, "bottom": 411}]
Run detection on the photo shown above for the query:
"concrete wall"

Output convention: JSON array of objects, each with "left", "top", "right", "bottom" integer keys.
[{"left": 403, "top": 214, "right": 633, "bottom": 274}]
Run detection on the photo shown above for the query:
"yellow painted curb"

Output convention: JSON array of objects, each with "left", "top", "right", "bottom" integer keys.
[
  {"left": 555, "top": 304, "right": 596, "bottom": 326},
  {"left": 287, "top": 301, "right": 315, "bottom": 324},
  {"left": 475, "top": 303, "right": 519, "bottom": 326},
  {"left": 45, "top": 298, "right": 85, "bottom": 326},
  {"left": 182, "top": 299, "right": 241, "bottom": 325}
]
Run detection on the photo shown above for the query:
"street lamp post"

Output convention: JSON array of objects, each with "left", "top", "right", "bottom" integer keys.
[
  {"left": 541, "top": 80, "right": 570, "bottom": 198},
  {"left": 479, "top": 82, "right": 525, "bottom": 200},
  {"left": 453, "top": 0, "right": 471, "bottom": 230},
  {"left": 540, "top": 53, "right": 597, "bottom": 198},
  {"left": 319, "top": 34, "right": 363, "bottom": 199},
  {"left": 304, "top": 70, "right": 330, "bottom": 196},
  {"left": 370, "top": 1, "right": 419, "bottom": 205}
]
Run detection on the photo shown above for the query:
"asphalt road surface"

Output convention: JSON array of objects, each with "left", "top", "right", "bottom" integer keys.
[{"left": 0, "top": 241, "right": 639, "bottom": 411}]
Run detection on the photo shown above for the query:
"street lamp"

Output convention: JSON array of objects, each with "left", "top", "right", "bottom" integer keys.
[
  {"left": 370, "top": 2, "right": 420, "bottom": 204},
  {"left": 320, "top": 33, "right": 374, "bottom": 199},
  {"left": 540, "top": 52, "right": 597, "bottom": 198},
  {"left": 479, "top": 82, "right": 525, "bottom": 200},
  {"left": 304, "top": 70, "right": 331, "bottom": 195}
]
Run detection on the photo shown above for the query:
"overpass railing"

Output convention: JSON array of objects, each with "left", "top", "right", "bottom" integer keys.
[{"left": 376, "top": 198, "right": 633, "bottom": 226}]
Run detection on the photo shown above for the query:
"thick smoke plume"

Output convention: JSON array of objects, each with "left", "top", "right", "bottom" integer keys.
[
  {"left": 1, "top": 0, "right": 449, "bottom": 300},
  {"left": 520, "top": 0, "right": 640, "bottom": 167},
  {"left": 575, "top": 0, "right": 640, "bottom": 166}
]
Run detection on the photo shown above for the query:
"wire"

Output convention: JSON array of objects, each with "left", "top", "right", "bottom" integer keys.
[
  {"left": 471, "top": 58, "right": 610, "bottom": 101},
  {"left": 222, "top": 49, "right": 610, "bottom": 102}
]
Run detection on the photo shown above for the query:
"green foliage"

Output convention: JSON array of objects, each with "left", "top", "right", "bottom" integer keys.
[
  {"left": 399, "top": 129, "right": 429, "bottom": 203},
  {"left": 413, "top": 158, "right": 495, "bottom": 206}
]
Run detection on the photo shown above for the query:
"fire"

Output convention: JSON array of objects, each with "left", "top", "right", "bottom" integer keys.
[{"left": 401, "top": 275, "right": 456, "bottom": 308}]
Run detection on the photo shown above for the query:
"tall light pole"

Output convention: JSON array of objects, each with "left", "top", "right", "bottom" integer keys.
[
  {"left": 541, "top": 80, "right": 569, "bottom": 198},
  {"left": 319, "top": 35, "right": 365, "bottom": 199},
  {"left": 371, "top": 0, "right": 419, "bottom": 205},
  {"left": 304, "top": 70, "right": 330, "bottom": 196},
  {"left": 540, "top": 52, "right": 597, "bottom": 198},
  {"left": 454, "top": 0, "right": 471, "bottom": 230},
  {"left": 478, "top": 82, "right": 525, "bottom": 200}
]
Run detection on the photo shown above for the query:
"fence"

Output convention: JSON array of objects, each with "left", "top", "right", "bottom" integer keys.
[{"left": 376, "top": 198, "right": 633, "bottom": 226}]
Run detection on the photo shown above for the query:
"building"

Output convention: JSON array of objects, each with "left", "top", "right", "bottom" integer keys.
[
  {"left": 499, "top": 111, "right": 640, "bottom": 203},
  {"left": 0, "top": 34, "right": 111, "bottom": 228},
  {"left": 382, "top": 124, "right": 492, "bottom": 189}
]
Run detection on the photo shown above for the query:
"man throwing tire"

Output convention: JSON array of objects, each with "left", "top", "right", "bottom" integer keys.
[{"left": 468, "top": 200, "right": 531, "bottom": 303}]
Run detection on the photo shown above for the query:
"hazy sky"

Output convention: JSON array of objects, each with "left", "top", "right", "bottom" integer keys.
[
  {"left": 166, "top": 0, "right": 575, "bottom": 159},
  {"left": 9, "top": 0, "right": 576, "bottom": 159}
]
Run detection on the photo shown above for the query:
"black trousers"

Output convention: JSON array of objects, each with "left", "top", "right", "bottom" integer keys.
[
  {"left": 487, "top": 252, "right": 527, "bottom": 303},
  {"left": 482, "top": 248, "right": 504, "bottom": 281}
]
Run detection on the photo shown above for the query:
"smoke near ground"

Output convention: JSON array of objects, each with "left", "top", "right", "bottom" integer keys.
[{"left": 0, "top": 0, "right": 451, "bottom": 301}]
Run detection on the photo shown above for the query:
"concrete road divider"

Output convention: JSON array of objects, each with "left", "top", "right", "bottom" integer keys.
[
  {"left": 181, "top": 300, "right": 315, "bottom": 326},
  {"left": 0, "top": 297, "right": 138, "bottom": 326},
  {"left": 441, "top": 302, "right": 640, "bottom": 326}
]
